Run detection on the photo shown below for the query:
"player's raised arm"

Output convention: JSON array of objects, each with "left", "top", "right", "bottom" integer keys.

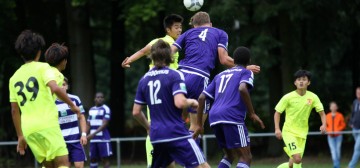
[
  {"left": 218, "top": 47, "right": 235, "bottom": 68},
  {"left": 274, "top": 111, "right": 282, "bottom": 140},
  {"left": 122, "top": 44, "right": 152, "bottom": 68},
  {"left": 47, "top": 80, "right": 80, "bottom": 115}
]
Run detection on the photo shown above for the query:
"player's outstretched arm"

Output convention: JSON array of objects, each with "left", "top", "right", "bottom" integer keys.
[
  {"left": 217, "top": 47, "right": 235, "bottom": 68},
  {"left": 193, "top": 93, "right": 206, "bottom": 139},
  {"left": 274, "top": 112, "right": 282, "bottom": 140},
  {"left": 10, "top": 102, "right": 27, "bottom": 155},
  {"left": 47, "top": 80, "right": 80, "bottom": 115},
  {"left": 132, "top": 104, "right": 150, "bottom": 133},
  {"left": 246, "top": 65, "right": 261, "bottom": 74},
  {"left": 319, "top": 111, "right": 326, "bottom": 134},
  {"left": 78, "top": 114, "right": 87, "bottom": 145},
  {"left": 122, "top": 44, "right": 151, "bottom": 68},
  {"left": 87, "top": 119, "right": 110, "bottom": 140},
  {"left": 239, "top": 83, "right": 265, "bottom": 129}
]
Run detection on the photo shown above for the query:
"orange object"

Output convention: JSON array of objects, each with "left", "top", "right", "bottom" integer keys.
[{"left": 326, "top": 112, "right": 346, "bottom": 137}]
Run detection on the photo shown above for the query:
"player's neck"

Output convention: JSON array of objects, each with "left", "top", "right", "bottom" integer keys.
[{"left": 295, "top": 89, "right": 307, "bottom": 96}]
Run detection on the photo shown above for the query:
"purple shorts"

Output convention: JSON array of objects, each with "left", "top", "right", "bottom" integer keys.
[
  {"left": 89, "top": 142, "right": 113, "bottom": 160},
  {"left": 151, "top": 138, "right": 206, "bottom": 168},
  {"left": 211, "top": 124, "right": 250, "bottom": 149},
  {"left": 66, "top": 142, "right": 86, "bottom": 162},
  {"left": 180, "top": 71, "right": 209, "bottom": 113}
]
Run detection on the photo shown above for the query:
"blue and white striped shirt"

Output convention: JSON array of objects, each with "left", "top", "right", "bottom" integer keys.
[{"left": 87, "top": 104, "right": 111, "bottom": 143}]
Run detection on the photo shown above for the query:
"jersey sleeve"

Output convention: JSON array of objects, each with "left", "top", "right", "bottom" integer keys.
[
  {"left": 148, "top": 38, "right": 159, "bottom": 46},
  {"left": 42, "top": 65, "right": 57, "bottom": 85},
  {"left": 74, "top": 96, "right": 85, "bottom": 114},
  {"left": 275, "top": 95, "right": 288, "bottom": 113},
  {"left": 172, "top": 70, "right": 187, "bottom": 96},
  {"left": 203, "top": 76, "right": 216, "bottom": 100},
  {"left": 173, "top": 32, "right": 187, "bottom": 51},
  {"left": 9, "top": 78, "right": 17, "bottom": 102},
  {"left": 218, "top": 30, "right": 228, "bottom": 51},
  {"left": 134, "top": 79, "right": 147, "bottom": 105},
  {"left": 103, "top": 105, "right": 111, "bottom": 120},
  {"left": 239, "top": 70, "right": 254, "bottom": 90},
  {"left": 313, "top": 94, "right": 324, "bottom": 112}
]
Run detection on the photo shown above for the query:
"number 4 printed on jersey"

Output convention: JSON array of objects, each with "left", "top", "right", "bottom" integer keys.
[{"left": 198, "top": 28, "right": 208, "bottom": 41}]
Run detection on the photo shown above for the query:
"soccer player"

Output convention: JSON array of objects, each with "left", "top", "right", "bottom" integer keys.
[
  {"left": 121, "top": 14, "right": 183, "bottom": 168},
  {"left": 274, "top": 70, "right": 326, "bottom": 168},
  {"left": 326, "top": 101, "right": 345, "bottom": 168},
  {"left": 193, "top": 47, "right": 265, "bottom": 168},
  {"left": 10, "top": 30, "right": 80, "bottom": 168},
  {"left": 132, "top": 39, "right": 210, "bottom": 168},
  {"left": 170, "top": 11, "right": 260, "bottom": 140},
  {"left": 87, "top": 92, "right": 113, "bottom": 168},
  {"left": 44, "top": 43, "right": 68, "bottom": 87},
  {"left": 56, "top": 78, "right": 88, "bottom": 168}
]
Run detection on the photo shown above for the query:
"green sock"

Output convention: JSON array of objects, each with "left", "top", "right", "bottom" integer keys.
[
  {"left": 293, "top": 162, "right": 302, "bottom": 168},
  {"left": 277, "top": 162, "right": 289, "bottom": 168}
]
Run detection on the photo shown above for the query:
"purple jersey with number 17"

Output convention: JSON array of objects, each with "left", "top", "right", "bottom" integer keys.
[
  {"left": 203, "top": 66, "right": 254, "bottom": 126},
  {"left": 134, "top": 67, "right": 192, "bottom": 143},
  {"left": 173, "top": 27, "right": 228, "bottom": 77}
]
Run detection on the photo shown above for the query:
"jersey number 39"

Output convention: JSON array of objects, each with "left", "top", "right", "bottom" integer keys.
[{"left": 14, "top": 77, "right": 39, "bottom": 106}]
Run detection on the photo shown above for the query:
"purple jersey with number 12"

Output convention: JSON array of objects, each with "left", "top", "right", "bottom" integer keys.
[
  {"left": 134, "top": 67, "right": 192, "bottom": 143},
  {"left": 173, "top": 27, "right": 228, "bottom": 77},
  {"left": 203, "top": 66, "right": 254, "bottom": 126}
]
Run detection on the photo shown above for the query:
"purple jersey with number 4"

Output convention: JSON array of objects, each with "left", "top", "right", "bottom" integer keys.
[
  {"left": 203, "top": 66, "right": 254, "bottom": 126},
  {"left": 173, "top": 27, "right": 228, "bottom": 77},
  {"left": 134, "top": 67, "right": 191, "bottom": 143}
]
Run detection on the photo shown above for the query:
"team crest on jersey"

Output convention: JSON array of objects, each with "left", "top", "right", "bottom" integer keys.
[
  {"left": 60, "top": 110, "right": 67, "bottom": 116},
  {"left": 307, "top": 99, "right": 312, "bottom": 105}
]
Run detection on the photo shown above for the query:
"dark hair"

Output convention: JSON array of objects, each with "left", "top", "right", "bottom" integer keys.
[
  {"left": 163, "top": 14, "right": 183, "bottom": 30},
  {"left": 233, "top": 47, "right": 251, "bottom": 66},
  {"left": 150, "top": 39, "right": 172, "bottom": 68},
  {"left": 45, "top": 43, "right": 69, "bottom": 67},
  {"left": 15, "top": 30, "right": 45, "bottom": 61},
  {"left": 190, "top": 11, "right": 210, "bottom": 26},
  {"left": 294, "top": 70, "right": 312, "bottom": 81}
]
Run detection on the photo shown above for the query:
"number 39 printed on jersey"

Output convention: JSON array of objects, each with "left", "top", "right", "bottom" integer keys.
[{"left": 14, "top": 77, "right": 39, "bottom": 106}]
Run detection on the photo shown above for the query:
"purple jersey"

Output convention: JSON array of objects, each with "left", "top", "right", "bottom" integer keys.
[
  {"left": 87, "top": 104, "right": 111, "bottom": 142},
  {"left": 173, "top": 27, "right": 228, "bottom": 77},
  {"left": 56, "top": 94, "right": 85, "bottom": 143},
  {"left": 134, "top": 67, "right": 191, "bottom": 143},
  {"left": 203, "top": 66, "right": 254, "bottom": 126}
]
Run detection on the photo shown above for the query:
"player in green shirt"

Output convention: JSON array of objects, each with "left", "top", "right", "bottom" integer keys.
[
  {"left": 9, "top": 30, "right": 80, "bottom": 168},
  {"left": 122, "top": 14, "right": 183, "bottom": 168},
  {"left": 274, "top": 70, "right": 326, "bottom": 168}
]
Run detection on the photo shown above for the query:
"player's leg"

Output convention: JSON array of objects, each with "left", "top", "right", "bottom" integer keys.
[
  {"left": 169, "top": 138, "right": 207, "bottom": 168},
  {"left": 151, "top": 143, "right": 174, "bottom": 168},
  {"left": 211, "top": 124, "right": 234, "bottom": 168},
  {"left": 232, "top": 124, "right": 251, "bottom": 168},
  {"left": 282, "top": 132, "right": 306, "bottom": 168},
  {"left": 67, "top": 142, "right": 86, "bottom": 168},
  {"left": 146, "top": 135, "right": 154, "bottom": 168},
  {"left": 276, "top": 162, "right": 290, "bottom": 168},
  {"left": 89, "top": 143, "right": 99, "bottom": 168},
  {"left": 98, "top": 142, "right": 113, "bottom": 168}
]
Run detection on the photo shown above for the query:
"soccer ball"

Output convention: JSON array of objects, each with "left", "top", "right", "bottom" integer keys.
[{"left": 183, "top": 0, "right": 204, "bottom": 12}]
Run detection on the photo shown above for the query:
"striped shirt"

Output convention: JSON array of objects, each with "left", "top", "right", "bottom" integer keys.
[
  {"left": 56, "top": 94, "right": 85, "bottom": 143},
  {"left": 87, "top": 104, "right": 111, "bottom": 143}
]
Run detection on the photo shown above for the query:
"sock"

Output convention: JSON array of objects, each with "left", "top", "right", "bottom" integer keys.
[
  {"left": 90, "top": 162, "right": 98, "bottom": 168},
  {"left": 218, "top": 158, "right": 232, "bottom": 168},
  {"left": 277, "top": 162, "right": 289, "bottom": 168},
  {"left": 236, "top": 162, "right": 250, "bottom": 168},
  {"left": 293, "top": 162, "right": 302, "bottom": 168}
]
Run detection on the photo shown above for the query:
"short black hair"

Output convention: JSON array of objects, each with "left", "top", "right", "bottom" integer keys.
[
  {"left": 294, "top": 70, "right": 312, "bottom": 81},
  {"left": 150, "top": 39, "right": 172, "bottom": 68},
  {"left": 15, "top": 30, "right": 45, "bottom": 62},
  {"left": 45, "top": 43, "right": 69, "bottom": 67},
  {"left": 233, "top": 46, "right": 251, "bottom": 66},
  {"left": 163, "top": 14, "right": 183, "bottom": 30}
]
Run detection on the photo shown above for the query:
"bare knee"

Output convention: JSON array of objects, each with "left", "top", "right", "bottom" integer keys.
[{"left": 292, "top": 154, "right": 302, "bottom": 164}]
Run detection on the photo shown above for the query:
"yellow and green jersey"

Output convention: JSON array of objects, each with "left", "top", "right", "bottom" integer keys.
[
  {"left": 50, "top": 66, "right": 64, "bottom": 100},
  {"left": 148, "top": 35, "right": 179, "bottom": 70},
  {"left": 9, "top": 61, "right": 60, "bottom": 137},
  {"left": 275, "top": 90, "right": 324, "bottom": 138}
]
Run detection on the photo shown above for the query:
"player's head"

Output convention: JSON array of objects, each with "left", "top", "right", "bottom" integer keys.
[
  {"left": 293, "top": 70, "right": 312, "bottom": 90},
  {"left": 62, "top": 77, "right": 69, "bottom": 91},
  {"left": 150, "top": 39, "right": 172, "bottom": 68},
  {"left": 329, "top": 101, "right": 338, "bottom": 112},
  {"left": 356, "top": 86, "right": 360, "bottom": 99},
  {"left": 233, "top": 46, "right": 251, "bottom": 66},
  {"left": 45, "top": 43, "right": 69, "bottom": 71},
  {"left": 94, "top": 92, "right": 105, "bottom": 106},
  {"left": 190, "top": 11, "right": 211, "bottom": 27},
  {"left": 15, "top": 30, "right": 45, "bottom": 62},
  {"left": 164, "top": 14, "right": 183, "bottom": 40}
]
